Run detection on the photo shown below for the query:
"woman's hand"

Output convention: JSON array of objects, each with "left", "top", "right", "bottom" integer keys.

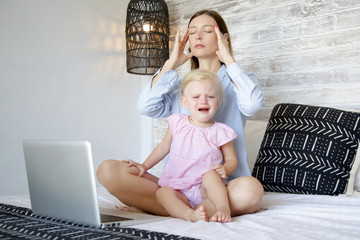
[
  {"left": 122, "top": 159, "right": 147, "bottom": 177},
  {"left": 166, "top": 28, "right": 194, "bottom": 70},
  {"left": 151, "top": 28, "right": 194, "bottom": 87},
  {"left": 214, "top": 26, "right": 235, "bottom": 66},
  {"left": 212, "top": 164, "right": 227, "bottom": 179}
]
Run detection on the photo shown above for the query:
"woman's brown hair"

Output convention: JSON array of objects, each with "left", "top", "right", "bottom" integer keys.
[{"left": 188, "top": 10, "right": 233, "bottom": 69}]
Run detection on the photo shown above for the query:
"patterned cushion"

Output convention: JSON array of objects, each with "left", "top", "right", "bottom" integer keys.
[{"left": 252, "top": 103, "right": 360, "bottom": 195}]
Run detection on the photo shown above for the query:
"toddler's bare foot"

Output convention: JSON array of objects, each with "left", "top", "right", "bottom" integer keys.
[
  {"left": 190, "top": 205, "right": 209, "bottom": 222},
  {"left": 211, "top": 207, "right": 232, "bottom": 223}
]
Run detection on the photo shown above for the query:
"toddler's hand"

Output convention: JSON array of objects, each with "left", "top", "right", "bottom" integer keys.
[
  {"left": 212, "top": 164, "right": 226, "bottom": 179},
  {"left": 122, "top": 160, "right": 147, "bottom": 177}
]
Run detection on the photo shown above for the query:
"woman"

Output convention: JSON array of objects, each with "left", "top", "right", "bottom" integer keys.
[{"left": 97, "top": 10, "right": 264, "bottom": 217}]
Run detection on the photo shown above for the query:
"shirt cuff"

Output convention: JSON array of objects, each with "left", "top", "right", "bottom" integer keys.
[
  {"left": 226, "top": 62, "right": 245, "bottom": 77},
  {"left": 153, "top": 69, "right": 179, "bottom": 89}
]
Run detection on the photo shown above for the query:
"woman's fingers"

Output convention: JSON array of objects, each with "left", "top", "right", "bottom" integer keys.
[
  {"left": 214, "top": 26, "right": 227, "bottom": 44},
  {"left": 180, "top": 28, "right": 189, "bottom": 46},
  {"left": 214, "top": 26, "right": 235, "bottom": 66},
  {"left": 169, "top": 28, "right": 192, "bottom": 68}
]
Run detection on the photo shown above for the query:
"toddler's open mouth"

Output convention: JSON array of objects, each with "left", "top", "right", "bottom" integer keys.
[{"left": 198, "top": 108, "right": 209, "bottom": 112}]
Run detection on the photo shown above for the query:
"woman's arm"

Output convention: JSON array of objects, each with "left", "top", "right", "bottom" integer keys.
[
  {"left": 136, "top": 70, "right": 179, "bottom": 118},
  {"left": 227, "top": 63, "right": 264, "bottom": 116},
  {"left": 136, "top": 28, "right": 193, "bottom": 118},
  {"left": 214, "top": 26, "right": 264, "bottom": 117}
]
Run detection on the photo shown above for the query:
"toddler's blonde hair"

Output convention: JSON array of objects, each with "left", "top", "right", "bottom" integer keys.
[{"left": 181, "top": 69, "right": 223, "bottom": 99}]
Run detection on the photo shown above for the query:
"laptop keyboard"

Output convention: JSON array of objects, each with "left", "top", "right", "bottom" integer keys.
[
  {"left": 100, "top": 213, "right": 132, "bottom": 223},
  {"left": 0, "top": 203, "right": 200, "bottom": 240}
]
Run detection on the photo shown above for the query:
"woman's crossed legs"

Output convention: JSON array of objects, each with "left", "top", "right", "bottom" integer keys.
[{"left": 96, "top": 159, "right": 263, "bottom": 220}]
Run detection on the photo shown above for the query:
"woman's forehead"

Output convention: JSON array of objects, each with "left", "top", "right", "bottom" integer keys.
[{"left": 189, "top": 14, "right": 217, "bottom": 28}]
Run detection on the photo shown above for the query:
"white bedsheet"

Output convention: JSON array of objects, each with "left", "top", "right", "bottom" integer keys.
[{"left": 1, "top": 188, "right": 359, "bottom": 240}]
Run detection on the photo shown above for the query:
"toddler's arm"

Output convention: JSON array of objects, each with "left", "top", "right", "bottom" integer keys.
[
  {"left": 123, "top": 127, "right": 172, "bottom": 177},
  {"left": 218, "top": 141, "right": 238, "bottom": 178},
  {"left": 140, "top": 126, "right": 173, "bottom": 175}
]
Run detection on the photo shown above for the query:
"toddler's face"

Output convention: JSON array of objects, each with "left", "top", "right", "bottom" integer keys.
[{"left": 181, "top": 79, "right": 220, "bottom": 126}]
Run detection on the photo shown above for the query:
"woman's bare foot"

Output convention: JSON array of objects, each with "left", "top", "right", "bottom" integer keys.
[
  {"left": 190, "top": 205, "right": 209, "bottom": 222},
  {"left": 211, "top": 207, "right": 232, "bottom": 223}
]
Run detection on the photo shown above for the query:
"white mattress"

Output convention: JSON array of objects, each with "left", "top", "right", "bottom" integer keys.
[{"left": 1, "top": 188, "right": 359, "bottom": 240}]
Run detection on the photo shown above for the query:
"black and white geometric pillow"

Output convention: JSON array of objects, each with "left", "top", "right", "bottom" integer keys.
[{"left": 252, "top": 103, "right": 360, "bottom": 195}]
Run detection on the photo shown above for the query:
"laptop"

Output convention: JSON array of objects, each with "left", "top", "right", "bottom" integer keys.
[{"left": 23, "top": 140, "right": 165, "bottom": 228}]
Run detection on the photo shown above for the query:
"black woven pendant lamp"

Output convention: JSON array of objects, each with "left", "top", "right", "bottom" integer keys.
[{"left": 126, "top": 0, "right": 169, "bottom": 75}]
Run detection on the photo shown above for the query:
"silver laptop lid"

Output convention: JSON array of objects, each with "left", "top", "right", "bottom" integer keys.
[{"left": 23, "top": 140, "right": 101, "bottom": 227}]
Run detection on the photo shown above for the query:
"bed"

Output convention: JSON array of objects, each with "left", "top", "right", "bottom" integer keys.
[{"left": 1, "top": 103, "right": 360, "bottom": 240}]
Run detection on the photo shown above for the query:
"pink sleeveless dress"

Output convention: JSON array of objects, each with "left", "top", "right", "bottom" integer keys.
[{"left": 158, "top": 113, "right": 237, "bottom": 191}]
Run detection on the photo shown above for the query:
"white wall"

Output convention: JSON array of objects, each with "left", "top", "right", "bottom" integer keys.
[{"left": 0, "top": 0, "right": 145, "bottom": 195}]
